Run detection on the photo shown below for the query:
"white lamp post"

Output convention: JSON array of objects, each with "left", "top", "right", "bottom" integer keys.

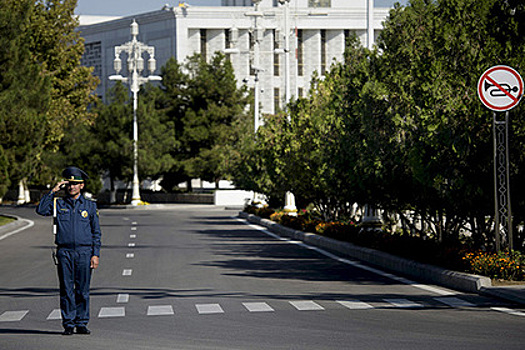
[
  {"left": 278, "top": 0, "right": 297, "bottom": 215},
  {"left": 246, "top": 0, "right": 265, "bottom": 132},
  {"left": 109, "top": 20, "right": 162, "bottom": 206}
]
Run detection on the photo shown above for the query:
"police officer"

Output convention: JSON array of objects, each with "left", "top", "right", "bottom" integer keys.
[{"left": 36, "top": 166, "right": 101, "bottom": 335}]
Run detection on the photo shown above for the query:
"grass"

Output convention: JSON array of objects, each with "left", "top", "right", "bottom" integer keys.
[{"left": 0, "top": 215, "right": 15, "bottom": 227}]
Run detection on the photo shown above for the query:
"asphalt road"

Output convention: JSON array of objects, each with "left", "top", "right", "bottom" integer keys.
[{"left": 1, "top": 205, "right": 524, "bottom": 350}]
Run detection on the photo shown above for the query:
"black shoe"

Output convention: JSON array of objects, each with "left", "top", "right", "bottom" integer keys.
[
  {"left": 75, "top": 326, "right": 91, "bottom": 335},
  {"left": 62, "top": 328, "right": 74, "bottom": 336}
]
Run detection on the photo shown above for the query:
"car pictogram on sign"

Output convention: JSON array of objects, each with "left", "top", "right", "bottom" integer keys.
[{"left": 477, "top": 65, "right": 523, "bottom": 112}]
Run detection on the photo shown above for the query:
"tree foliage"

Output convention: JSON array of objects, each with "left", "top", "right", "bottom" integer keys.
[
  {"left": 232, "top": 0, "right": 525, "bottom": 250},
  {"left": 0, "top": 0, "right": 51, "bottom": 197},
  {"left": 159, "top": 54, "right": 250, "bottom": 190}
]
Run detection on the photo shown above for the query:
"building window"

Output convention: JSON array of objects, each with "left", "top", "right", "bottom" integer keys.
[
  {"left": 225, "top": 29, "right": 231, "bottom": 61},
  {"left": 344, "top": 29, "right": 356, "bottom": 49},
  {"left": 298, "top": 87, "right": 304, "bottom": 98},
  {"left": 249, "top": 31, "right": 255, "bottom": 76},
  {"left": 200, "top": 29, "right": 207, "bottom": 60},
  {"left": 274, "top": 87, "right": 280, "bottom": 112},
  {"left": 273, "top": 29, "right": 280, "bottom": 76},
  {"left": 297, "top": 29, "right": 304, "bottom": 76},
  {"left": 320, "top": 29, "right": 326, "bottom": 75},
  {"left": 81, "top": 41, "right": 102, "bottom": 78},
  {"left": 309, "top": 0, "right": 331, "bottom": 7},
  {"left": 221, "top": 0, "right": 253, "bottom": 5}
]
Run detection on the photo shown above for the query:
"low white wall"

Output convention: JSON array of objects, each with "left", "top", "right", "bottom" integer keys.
[{"left": 214, "top": 190, "right": 257, "bottom": 207}]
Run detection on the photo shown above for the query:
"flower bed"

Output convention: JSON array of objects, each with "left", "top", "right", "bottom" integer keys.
[{"left": 243, "top": 205, "right": 525, "bottom": 281}]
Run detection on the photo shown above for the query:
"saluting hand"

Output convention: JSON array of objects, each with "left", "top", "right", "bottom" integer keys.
[{"left": 52, "top": 180, "right": 69, "bottom": 193}]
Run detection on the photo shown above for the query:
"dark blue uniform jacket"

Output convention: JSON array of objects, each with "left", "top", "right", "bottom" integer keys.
[{"left": 36, "top": 192, "right": 101, "bottom": 257}]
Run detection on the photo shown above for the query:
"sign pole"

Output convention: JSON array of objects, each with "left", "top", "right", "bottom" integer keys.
[
  {"left": 479, "top": 65, "right": 522, "bottom": 252},
  {"left": 492, "top": 111, "right": 513, "bottom": 252}
]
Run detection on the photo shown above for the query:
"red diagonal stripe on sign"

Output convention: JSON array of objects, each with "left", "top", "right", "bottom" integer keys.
[{"left": 485, "top": 74, "right": 518, "bottom": 102}]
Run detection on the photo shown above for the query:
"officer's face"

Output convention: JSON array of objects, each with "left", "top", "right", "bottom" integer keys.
[{"left": 66, "top": 182, "right": 84, "bottom": 198}]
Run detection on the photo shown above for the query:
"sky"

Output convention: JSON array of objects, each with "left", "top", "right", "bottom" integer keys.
[{"left": 75, "top": 0, "right": 408, "bottom": 17}]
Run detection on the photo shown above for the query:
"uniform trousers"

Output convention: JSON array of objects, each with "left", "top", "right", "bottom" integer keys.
[{"left": 56, "top": 246, "right": 92, "bottom": 329}]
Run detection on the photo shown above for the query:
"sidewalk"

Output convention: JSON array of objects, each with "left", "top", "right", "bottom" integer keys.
[{"left": 239, "top": 212, "right": 525, "bottom": 307}]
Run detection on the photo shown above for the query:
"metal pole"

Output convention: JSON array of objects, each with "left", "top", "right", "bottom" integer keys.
[
  {"left": 493, "top": 111, "right": 513, "bottom": 251},
  {"left": 367, "top": 0, "right": 374, "bottom": 50},
  {"left": 131, "top": 87, "right": 141, "bottom": 205},
  {"left": 283, "top": 0, "right": 290, "bottom": 107},
  {"left": 505, "top": 111, "right": 513, "bottom": 251},
  {"left": 493, "top": 112, "right": 501, "bottom": 251},
  {"left": 254, "top": 73, "right": 259, "bottom": 132},
  {"left": 109, "top": 20, "right": 161, "bottom": 206}
]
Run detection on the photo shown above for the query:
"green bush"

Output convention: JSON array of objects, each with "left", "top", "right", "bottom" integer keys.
[{"left": 463, "top": 250, "right": 525, "bottom": 281}]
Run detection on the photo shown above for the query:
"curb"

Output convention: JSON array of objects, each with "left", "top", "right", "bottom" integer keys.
[
  {"left": 0, "top": 214, "right": 35, "bottom": 241},
  {"left": 239, "top": 212, "right": 491, "bottom": 294}
]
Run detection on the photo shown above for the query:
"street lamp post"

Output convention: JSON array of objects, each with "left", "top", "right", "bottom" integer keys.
[
  {"left": 246, "top": 0, "right": 265, "bottom": 132},
  {"left": 278, "top": 0, "right": 297, "bottom": 215},
  {"left": 109, "top": 20, "right": 162, "bottom": 206}
]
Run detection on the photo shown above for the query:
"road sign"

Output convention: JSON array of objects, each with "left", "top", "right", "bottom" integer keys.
[{"left": 477, "top": 65, "right": 523, "bottom": 111}]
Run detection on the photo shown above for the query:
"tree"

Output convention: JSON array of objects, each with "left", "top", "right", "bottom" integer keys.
[
  {"left": 0, "top": 0, "right": 50, "bottom": 199},
  {"left": 374, "top": 0, "right": 525, "bottom": 246},
  {"left": 29, "top": 0, "right": 99, "bottom": 150},
  {"left": 160, "top": 53, "right": 250, "bottom": 190}
]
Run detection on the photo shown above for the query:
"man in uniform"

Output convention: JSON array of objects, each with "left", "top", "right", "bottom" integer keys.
[{"left": 36, "top": 166, "right": 101, "bottom": 335}]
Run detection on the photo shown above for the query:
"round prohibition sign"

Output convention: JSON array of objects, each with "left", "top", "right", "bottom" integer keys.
[{"left": 478, "top": 65, "right": 523, "bottom": 111}]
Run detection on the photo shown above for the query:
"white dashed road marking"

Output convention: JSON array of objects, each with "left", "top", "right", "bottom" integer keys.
[
  {"left": 98, "top": 307, "right": 125, "bottom": 318},
  {"left": 122, "top": 269, "right": 133, "bottom": 276},
  {"left": 117, "top": 294, "right": 130, "bottom": 303},
  {"left": 337, "top": 300, "right": 374, "bottom": 310},
  {"left": 46, "top": 309, "right": 62, "bottom": 320},
  {"left": 243, "top": 302, "right": 275, "bottom": 312},
  {"left": 196, "top": 304, "right": 224, "bottom": 314},
  {"left": 384, "top": 299, "right": 423, "bottom": 308},
  {"left": 289, "top": 301, "right": 325, "bottom": 311},
  {"left": 435, "top": 297, "right": 475, "bottom": 308},
  {"left": 126, "top": 253, "right": 134, "bottom": 258},
  {"left": 128, "top": 243, "right": 135, "bottom": 247},
  {"left": 0, "top": 310, "right": 29, "bottom": 322},
  {"left": 147, "top": 305, "right": 174, "bottom": 316},
  {"left": 491, "top": 307, "right": 525, "bottom": 317}
]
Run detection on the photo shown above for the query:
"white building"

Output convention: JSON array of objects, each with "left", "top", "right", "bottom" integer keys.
[{"left": 78, "top": 0, "right": 391, "bottom": 115}]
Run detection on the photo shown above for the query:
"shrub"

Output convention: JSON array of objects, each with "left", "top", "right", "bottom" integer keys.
[
  {"left": 244, "top": 205, "right": 275, "bottom": 219},
  {"left": 463, "top": 250, "right": 525, "bottom": 281}
]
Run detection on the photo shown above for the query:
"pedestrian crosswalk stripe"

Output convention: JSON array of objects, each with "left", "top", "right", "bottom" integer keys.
[
  {"left": 384, "top": 298, "right": 423, "bottom": 308},
  {"left": 47, "top": 309, "right": 61, "bottom": 320},
  {"left": 435, "top": 297, "right": 474, "bottom": 308},
  {"left": 117, "top": 294, "right": 129, "bottom": 303},
  {"left": 337, "top": 300, "right": 374, "bottom": 310},
  {"left": 196, "top": 304, "right": 224, "bottom": 314},
  {"left": 130, "top": 234, "right": 136, "bottom": 239},
  {"left": 131, "top": 227, "right": 137, "bottom": 231},
  {"left": 6, "top": 297, "right": 525, "bottom": 321},
  {"left": 128, "top": 243, "right": 136, "bottom": 247},
  {"left": 289, "top": 301, "right": 325, "bottom": 311},
  {"left": 147, "top": 305, "right": 174, "bottom": 316},
  {"left": 122, "top": 269, "right": 132, "bottom": 276},
  {"left": 0, "top": 310, "right": 29, "bottom": 322},
  {"left": 132, "top": 222, "right": 137, "bottom": 225},
  {"left": 126, "top": 253, "right": 134, "bottom": 258},
  {"left": 243, "top": 302, "right": 275, "bottom": 312},
  {"left": 491, "top": 307, "right": 525, "bottom": 317},
  {"left": 98, "top": 307, "right": 125, "bottom": 318}
]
